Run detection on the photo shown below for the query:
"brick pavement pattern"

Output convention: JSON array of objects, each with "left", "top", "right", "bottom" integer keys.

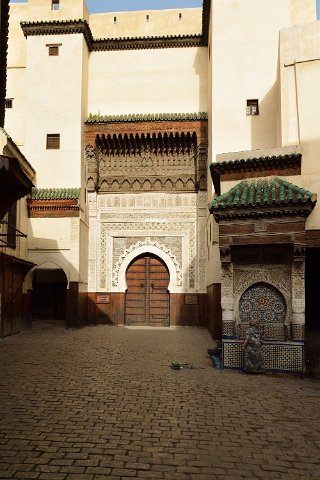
[{"left": 0, "top": 321, "right": 320, "bottom": 480}]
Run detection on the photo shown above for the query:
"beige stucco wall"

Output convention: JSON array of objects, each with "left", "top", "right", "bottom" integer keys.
[
  {"left": 89, "top": 8, "right": 202, "bottom": 39},
  {"left": 206, "top": 0, "right": 316, "bottom": 286},
  {"left": 88, "top": 47, "right": 207, "bottom": 116},
  {"left": 27, "top": 217, "right": 84, "bottom": 283},
  {"left": 26, "top": 0, "right": 89, "bottom": 22},
  {"left": 280, "top": 20, "right": 320, "bottom": 229},
  {"left": 23, "top": 34, "right": 88, "bottom": 188},
  {"left": 5, "top": 69, "right": 26, "bottom": 146}
]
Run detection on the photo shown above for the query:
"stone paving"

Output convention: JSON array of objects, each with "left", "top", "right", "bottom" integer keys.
[{"left": 0, "top": 321, "right": 320, "bottom": 480}]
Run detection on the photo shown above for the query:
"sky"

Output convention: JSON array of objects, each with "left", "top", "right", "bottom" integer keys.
[
  {"left": 9, "top": 0, "right": 203, "bottom": 13},
  {"left": 9, "top": 0, "right": 320, "bottom": 16}
]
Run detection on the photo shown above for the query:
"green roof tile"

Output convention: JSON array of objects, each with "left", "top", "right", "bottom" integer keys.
[
  {"left": 210, "top": 177, "right": 317, "bottom": 217},
  {"left": 87, "top": 112, "right": 208, "bottom": 124},
  {"left": 31, "top": 188, "right": 80, "bottom": 200}
]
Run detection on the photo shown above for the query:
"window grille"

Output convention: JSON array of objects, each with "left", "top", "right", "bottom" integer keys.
[
  {"left": 246, "top": 99, "right": 259, "bottom": 115},
  {"left": 48, "top": 45, "right": 59, "bottom": 56},
  {"left": 5, "top": 98, "right": 13, "bottom": 108},
  {"left": 7, "top": 203, "right": 17, "bottom": 248},
  {"left": 52, "top": 0, "right": 60, "bottom": 11},
  {"left": 46, "top": 134, "right": 60, "bottom": 149}
]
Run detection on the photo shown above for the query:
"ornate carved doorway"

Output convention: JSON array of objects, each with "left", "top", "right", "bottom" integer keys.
[{"left": 125, "top": 254, "right": 170, "bottom": 326}]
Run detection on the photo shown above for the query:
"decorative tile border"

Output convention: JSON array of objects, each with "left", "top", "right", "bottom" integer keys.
[{"left": 223, "top": 339, "right": 304, "bottom": 372}]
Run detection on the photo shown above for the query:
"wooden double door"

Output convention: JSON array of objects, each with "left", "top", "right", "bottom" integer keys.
[{"left": 125, "top": 254, "right": 170, "bottom": 326}]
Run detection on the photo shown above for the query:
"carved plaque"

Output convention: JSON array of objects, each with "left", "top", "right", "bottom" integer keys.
[
  {"left": 185, "top": 294, "right": 198, "bottom": 305},
  {"left": 96, "top": 293, "right": 110, "bottom": 304}
]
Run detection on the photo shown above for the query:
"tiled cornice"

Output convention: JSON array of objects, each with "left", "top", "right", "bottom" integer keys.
[
  {"left": 21, "top": 19, "right": 94, "bottom": 50},
  {"left": 21, "top": 18, "right": 208, "bottom": 51},
  {"left": 93, "top": 34, "right": 204, "bottom": 51},
  {"left": 210, "top": 147, "right": 302, "bottom": 194},
  {"left": 30, "top": 188, "right": 80, "bottom": 200},
  {"left": 21, "top": 0, "right": 211, "bottom": 52},
  {"left": 87, "top": 112, "right": 208, "bottom": 124}
]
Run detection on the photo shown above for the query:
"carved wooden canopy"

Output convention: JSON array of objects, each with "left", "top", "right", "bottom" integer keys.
[{"left": 85, "top": 129, "right": 207, "bottom": 193}]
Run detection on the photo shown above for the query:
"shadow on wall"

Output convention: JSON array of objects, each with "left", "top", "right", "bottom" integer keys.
[
  {"left": 23, "top": 235, "right": 88, "bottom": 330},
  {"left": 193, "top": 47, "right": 208, "bottom": 113},
  {"left": 305, "top": 248, "right": 320, "bottom": 378},
  {"left": 250, "top": 82, "right": 278, "bottom": 150},
  {"left": 86, "top": 252, "right": 214, "bottom": 331}
]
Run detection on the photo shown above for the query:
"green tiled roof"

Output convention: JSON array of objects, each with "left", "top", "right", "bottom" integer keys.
[
  {"left": 31, "top": 188, "right": 80, "bottom": 200},
  {"left": 209, "top": 177, "right": 317, "bottom": 218},
  {"left": 87, "top": 112, "right": 208, "bottom": 124},
  {"left": 210, "top": 153, "right": 301, "bottom": 173}
]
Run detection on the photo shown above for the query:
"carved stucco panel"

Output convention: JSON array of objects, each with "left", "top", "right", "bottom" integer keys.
[
  {"left": 88, "top": 216, "right": 97, "bottom": 292},
  {"left": 221, "top": 263, "right": 234, "bottom": 311},
  {"left": 97, "top": 192, "right": 197, "bottom": 209},
  {"left": 112, "top": 236, "right": 183, "bottom": 288},
  {"left": 99, "top": 221, "right": 197, "bottom": 292},
  {"left": 292, "top": 261, "right": 305, "bottom": 299},
  {"left": 113, "top": 236, "right": 182, "bottom": 271},
  {"left": 197, "top": 191, "right": 208, "bottom": 210}
]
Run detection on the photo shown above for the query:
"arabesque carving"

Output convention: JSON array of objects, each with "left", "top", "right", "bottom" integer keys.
[
  {"left": 85, "top": 144, "right": 98, "bottom": 191},
  {"left": 112, "top": 237, "right": 183, "bottom": 287}
]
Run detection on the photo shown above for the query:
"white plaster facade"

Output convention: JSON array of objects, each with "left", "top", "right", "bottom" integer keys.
[{"left": 3, "top": 0, "right": 320, "bottom": 358}]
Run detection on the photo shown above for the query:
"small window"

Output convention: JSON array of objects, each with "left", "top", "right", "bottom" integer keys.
[
  {"left": 246, "top": 99, "right": 259, "bottom": 115},
  {"left": 146, "top": 14, "right": 149, "bottom": 22},
  {"left": 47, "top": 44, "right": 60, "bottom": 56},
  {"left": 179, "top": 12, "right": 182, "bottom": 20},
  {"left": 51, "top": 0, "right": 60, "bottom": 11},
  {"left": 46, "top": 134, "right": 60, "bottom": 149},
  {"left": 5, "top": 98, "right": 13, "bottom": 108},
  {"left": 113, "top": 16, "right": 117, "bottom": 24}
]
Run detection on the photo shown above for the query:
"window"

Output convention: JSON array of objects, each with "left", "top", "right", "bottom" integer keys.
[
  {"left": 51, "top": 0, "right": 60, "bottom": 11},
  {"left": 179, "top": 12, "right": 182, "bottom": 20},
  {"left": 47, "top": 44, "right": 60, "bottom": 56},
  {"left": 246, "top": 99, "right": 259, "bottom": 115},
  {"left": 146, "top": 14, "right": 149, "bottom": 22},
  {"left": 46, "top": 134, "right": 60, "bottom": 149},
  {"left": 113, "top": 16, "right": 117, "bottom": 24},
  {"left": 7, "top": 203, "right": 17, "bottom": 248},
  {"left": 5, "top": 98, "right": 13, "bottom": 108}
]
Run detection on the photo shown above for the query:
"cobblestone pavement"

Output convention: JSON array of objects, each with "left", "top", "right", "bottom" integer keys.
[{"left": 0, "top": 321, "right": 320, "bottom": 480}]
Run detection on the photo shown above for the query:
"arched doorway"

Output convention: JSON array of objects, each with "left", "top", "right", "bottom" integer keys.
[
  {"left": 125, "top": 254, "right": 170, "bottom": 326},
  {"left": 32, "top": 268, "right": 67, "bottom": 321}
]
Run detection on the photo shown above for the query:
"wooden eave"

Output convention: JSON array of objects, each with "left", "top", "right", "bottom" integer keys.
[
  {"left": 210, "top": 203, "right": 316, "bottom": 222},
  {"left": 27, "top": 198, "right": 80, "bottom": 218},
  {"left": 0, "top": 251, "right": 35, "bottom": 271},
  {"left": 0, "top": 155, "right": 34, "bottom": 219},
  {"left": 95, "top": 131, "right": 198, "bottom": 156},
  {"left": 210, "top": 153, "right": 302, "bottom": 194}
]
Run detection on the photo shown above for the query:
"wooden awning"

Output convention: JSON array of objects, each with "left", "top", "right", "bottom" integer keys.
[{"left": 0, "top": 155, "right": 34, "bottom": 219}]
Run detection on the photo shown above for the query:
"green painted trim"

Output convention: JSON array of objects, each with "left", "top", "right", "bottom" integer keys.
[{"left": 87, "top": 112, "right": 208, "bottom": 124}]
